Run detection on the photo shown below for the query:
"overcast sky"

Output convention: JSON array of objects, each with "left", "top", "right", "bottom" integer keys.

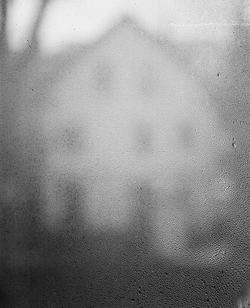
[{"left": 7, "top": 0, "right": 244, "bottom": 53}]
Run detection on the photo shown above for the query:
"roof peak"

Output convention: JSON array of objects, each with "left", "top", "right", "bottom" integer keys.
[
  {"left": 108, "top": 14, "right": 142, "bottom": 33},
  {"left": 117, "top": 14, "right": 138, "bottom": 26}
]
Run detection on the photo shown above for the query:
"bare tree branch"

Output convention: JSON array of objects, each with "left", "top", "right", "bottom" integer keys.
[
  {"left": 28, "top": 0, "right": 50, "bottom": 52},
  {"left": 16, "top": 0, "right": 51, "bottom": 68}
]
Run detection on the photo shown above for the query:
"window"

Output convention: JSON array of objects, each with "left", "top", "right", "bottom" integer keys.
[
  {"left": 62, "top": 181, "right": 82, "bottom": 212},
  {"left": 134, "top": 123, "right": 153, "bottom": 155},
  {"left": 56, "top": 179, "right": 84, "bottom": 231},
  {"left": 139, "top": 63, "right": 158, "bottom": 97},
  {"left": 92, "top": 62, "right": 113, "bottom": 94},
  {"left": 55, "top": 124, "right": 85, "bottom": 154},
  {"left": 178, "top": 123, "right": 196, "bottom": 149}
]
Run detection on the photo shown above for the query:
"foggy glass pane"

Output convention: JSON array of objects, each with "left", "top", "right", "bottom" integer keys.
[{"left": 1, "top": 2, "right": 249, "bottom": 307}]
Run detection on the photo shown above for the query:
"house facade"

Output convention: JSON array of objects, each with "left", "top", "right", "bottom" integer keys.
[{"left": 36, "top": 17, "right": 234, "bottom": 266}]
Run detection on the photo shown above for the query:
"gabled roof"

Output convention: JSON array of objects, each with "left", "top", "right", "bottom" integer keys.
[
  {"left": 28, "top": 15, "right": 213, "bottom": 102},
  {"left": 90, "top": 14, "right": 168, "bottom": 48}
]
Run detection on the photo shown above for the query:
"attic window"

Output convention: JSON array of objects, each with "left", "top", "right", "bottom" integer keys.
[
  {"left": 139, "top": 63, "right": 158, "bottom": 97},
  {"left": 93, "top": 62, "right": 113, "bottom": 94}
]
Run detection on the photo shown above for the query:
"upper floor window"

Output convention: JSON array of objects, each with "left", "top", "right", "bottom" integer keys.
[
  {"left": 53, "top": 124, "right": 86, "bottom": 155},
  {"left": 178, "top": 123, "right": 196, "bottom": 149}
]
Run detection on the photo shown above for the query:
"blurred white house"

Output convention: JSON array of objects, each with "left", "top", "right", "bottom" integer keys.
[{"left": 30, "top": 16, "right": 234, "bottom": 265}]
